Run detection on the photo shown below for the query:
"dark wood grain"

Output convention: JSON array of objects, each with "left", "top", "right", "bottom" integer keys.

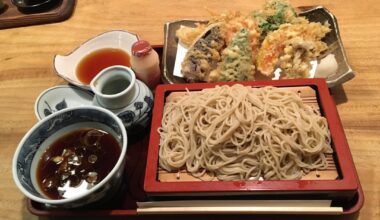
[{"left": 0, "top": 0, "right": 75, "bottom": 29}]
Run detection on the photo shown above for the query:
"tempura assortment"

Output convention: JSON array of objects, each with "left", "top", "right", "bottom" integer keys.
[{"left": 177, "top": 0, "right": 331, "bottom": 82}]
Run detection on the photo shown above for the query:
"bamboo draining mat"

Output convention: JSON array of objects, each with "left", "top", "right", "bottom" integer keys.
[{"left": 158, "top": 86, "right": 339, "bottom": 182}]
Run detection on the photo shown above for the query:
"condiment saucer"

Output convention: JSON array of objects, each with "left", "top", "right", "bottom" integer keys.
[
  {"left": 53, "top": 30, "right": 139, "bottom": 90},
  {"left": 35, "top": 81, "right": 153, "bottom": 132},
  {"left": 34, "top": 85, "right": 93, "bottom": 120}
]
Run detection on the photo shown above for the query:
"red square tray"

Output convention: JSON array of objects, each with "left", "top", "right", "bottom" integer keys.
[
  {"left": 144, "top": 79, "right": 360, "bottom": 202},
  {"left": 26, "top": 127, "right": 364, "bottom": 217},
  {"left": 27, "top": 78, "right": 364, "bottom": 217},
  {"left": 27, "top": 131, "right": 364, "bottom": 217}
]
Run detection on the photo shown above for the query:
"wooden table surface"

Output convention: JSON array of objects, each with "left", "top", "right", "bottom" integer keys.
[{"left": 0, "top": 0, "right": 379, "bottom": 219}]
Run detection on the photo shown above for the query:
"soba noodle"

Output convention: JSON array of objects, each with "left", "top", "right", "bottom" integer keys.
[{"left": 158, "top": 85, "right": 332, "bottom": 180}]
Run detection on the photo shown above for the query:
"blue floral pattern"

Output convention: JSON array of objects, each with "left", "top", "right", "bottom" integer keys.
[
  {"left": 144, "top": 96, "right": 153, "bottom": 108},
  {"left": 118, "top": 110, "right": 135, "bottom": 123},
  {"left": 43, "top": 99, "right": 67, "bottom": 117},
  {"left": 15, "top": 108, "right": 124, "bottom": 201},
  {"left": 116, "top": 80, "right": 153, "bottom": 132}
]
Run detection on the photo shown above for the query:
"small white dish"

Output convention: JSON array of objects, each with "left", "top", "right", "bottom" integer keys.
[
  {"left": 35, "top": 81, "right": 153, "bottom": 132},
  {"left": 34, "top": 85, "right": 93, "bottom": 120},
  {"left": 53, "top": 30, "right": 139, "bottom": 90}
]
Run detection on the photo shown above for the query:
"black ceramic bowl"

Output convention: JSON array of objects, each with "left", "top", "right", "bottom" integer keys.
[{"left": 11, "top": 0, "right": 61, "bottom": 13}]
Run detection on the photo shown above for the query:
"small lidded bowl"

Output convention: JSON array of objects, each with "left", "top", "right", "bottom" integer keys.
[{"left": 12, "top": 106, "right": 127, "bottom": 208}]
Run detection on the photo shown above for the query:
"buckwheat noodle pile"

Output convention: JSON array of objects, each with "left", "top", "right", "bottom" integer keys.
[{"left": 158, "top": 84, "right": 332, "bottom": 180}]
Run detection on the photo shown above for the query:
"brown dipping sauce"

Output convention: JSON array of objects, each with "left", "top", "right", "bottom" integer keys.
[
  {"left": 76, "top": 48, "right": 131, "bottom": 84},
  {"left": 36, "top": 128, "right": 121, "bottom": 199}
]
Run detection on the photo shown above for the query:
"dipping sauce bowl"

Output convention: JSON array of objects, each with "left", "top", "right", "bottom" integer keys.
[{"left": 12, "top": 106, "right": 127, "bottom": 208}]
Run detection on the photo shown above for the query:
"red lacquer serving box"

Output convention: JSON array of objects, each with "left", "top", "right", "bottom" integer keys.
[
  {"left": 27, "top": 78, "right": 364, "bottom": 217},
  {"left": 144, "top": 78, "right": 361, "bottom": 204}
]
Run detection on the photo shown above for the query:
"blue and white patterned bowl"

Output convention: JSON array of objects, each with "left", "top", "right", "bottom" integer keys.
[
  {"left": 12, "top": 106, "right": 127, "bottom": 208},
  {"left": 35, "top": 80, "right": 154, "bottom": 134}
]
